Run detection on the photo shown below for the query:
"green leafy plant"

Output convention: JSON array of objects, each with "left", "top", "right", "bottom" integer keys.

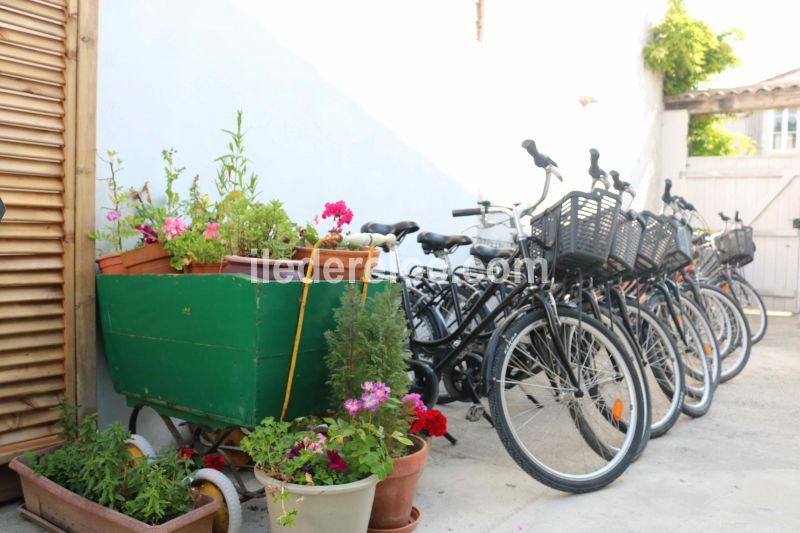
[
  {"left": 644, "top": 0, "right": 742, "bottom": 96},
  {"left": 215, "top": 109, "right": 258, "bottom": 202},
  {"left": 89, "top": 150, "right": 137, "bottom": 254},
  {"left": 225, "top": 199, "right": 299, "bottom": 258},
  {"left": 688, "top": 114, "right": 755, "bottom": 156},
  {"left": 324, "top": 284, "right": 412, "bottom": 456},
  {"left": 130, "top": 148, "right": 187, "bottom": 245},
  {"left": 162, "top": 222, "right": 227, "bottom": 269},
  {"left": 241, "top": 414, "right": 394, "bottom": 526},
  {"left": 25, "top": 400, "right": 194, "bottom": 526}
]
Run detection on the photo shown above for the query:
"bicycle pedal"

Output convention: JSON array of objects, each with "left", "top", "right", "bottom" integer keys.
[{"left": 466, "top": 404, "right": 485, "bottom": 422}]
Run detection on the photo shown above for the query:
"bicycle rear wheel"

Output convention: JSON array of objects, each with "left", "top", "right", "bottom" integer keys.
[
  {"left": 729, "top": 274, "right": 767, "bottom": 344},
  {"left": 489, "top": 307, "right": 645, "bottom": 493},
  {"left": 699, "top": 284, "right": 752, "bottom": 382}
]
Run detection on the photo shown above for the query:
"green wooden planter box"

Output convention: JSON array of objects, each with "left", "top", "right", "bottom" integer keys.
[{"left": 97, "top": 274, "right": 385, "bottom": 429}]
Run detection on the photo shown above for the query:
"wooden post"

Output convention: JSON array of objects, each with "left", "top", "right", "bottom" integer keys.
[
  {"left": 74, "top": 0, "right": 98, "bottom": 417},
  {"left": 476, "top": 0, "right": 484, "bottom": 42}
]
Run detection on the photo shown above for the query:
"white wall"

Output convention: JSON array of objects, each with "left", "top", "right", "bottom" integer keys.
[{"left": 95, "top": 0, "right": 667, "bottom": 429}]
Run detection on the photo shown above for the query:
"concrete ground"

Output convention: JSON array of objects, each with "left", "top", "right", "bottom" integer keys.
[{"left": 3, "top": 317, "right": 798, "bottom": 532}]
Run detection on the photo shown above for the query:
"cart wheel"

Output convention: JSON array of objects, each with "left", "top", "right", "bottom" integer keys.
[
  {"left": 193, "top": 468, "right": 242, "bottom": 533},
  {"left": 125, "top": 434, "right": 156, "bottom": 464}
]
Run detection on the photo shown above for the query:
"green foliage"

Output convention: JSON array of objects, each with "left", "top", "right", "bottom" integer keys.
[
  {"left": 241, "top": 415, "right": 393, "bottom": 526},
  {"left": 129, "top": 148, "right": 188, "bottom": 239},
  {"left": 89, "top": 151, "right": 138, "bottom": 254},
  {"left": 224, "top": 199, "right": 300, "bottom": 258},
  {"left": 324, "top": 284, "right": 410, "bottom": 407},
  {"left": 324, "top": 284, "right": 412, "bottom": 456},
  {"left": 688, "top": 114, "right": 755, "bottom": 156},
  {"left": 644, "top": 0, "right": 742, "bottom": 95},
  {"left": 162, "top": 224, "right": 227, "bottom": 269},
  {"left": 26, "top": 400, "right": 194, "bottom": 526},
  {"left": 215, "top": 109, "right": 259, "bottom": 202}
]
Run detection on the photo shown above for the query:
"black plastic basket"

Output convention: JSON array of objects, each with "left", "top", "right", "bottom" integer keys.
[
  {"left": 529, "top": 189, "right": 621, "bottom": 272},
  {"left": 696, "top": 245, "right": 722, "bottom": 276},
  {"left": 606, "top": 211, "right": 644, "bottom": 274},
  {"left": 635, "top": 212, "right": 674, "bottom": 273},
  {"left": 661, "top": 218, "right": 693, "bottom": 272},
  {"left": 716, "top": 227, "right": 755, "bottom": 266}
]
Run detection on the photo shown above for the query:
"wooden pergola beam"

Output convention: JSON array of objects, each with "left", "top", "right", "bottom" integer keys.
[{"left": 665, "top": 85, "right": 800, "bottom": 115}]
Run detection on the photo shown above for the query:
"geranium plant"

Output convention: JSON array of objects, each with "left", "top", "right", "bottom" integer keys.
[
  {"left": 176, "top": 446, "right": 226, "bottom": 472},
  {"left": 240, "top": 411, "right": 395, "bottom": 526},
  {"left": 129, "top": 148, "right": 186, "bottom": 246},
  {"left": 162, "top": 221, "right": 226, "bottom": 270},
  {"left": 89, "top": 150, "right": 137, "bottom": 254},
  {"left": 303, "top": 200, "right": 355, "bottom": 248}
]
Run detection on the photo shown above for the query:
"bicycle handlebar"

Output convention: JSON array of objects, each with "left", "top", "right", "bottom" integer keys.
[
  {"left": 588, "top": 149, "right": 605, "bottom": 180},
  {"left": 521, "top": 139, "right": 557, "bottom": 169},
  {"left": 662, "top": 179, "right": 673, "bottom": 204},
  {"left": 452, "top": 207, "right": 484, "bottom": 218},
  {"left": 609, "top": 170, "right": 636, "bottom": 197},
  {"left": 340, "top": 232, "right": 397, "bottom": 248}
]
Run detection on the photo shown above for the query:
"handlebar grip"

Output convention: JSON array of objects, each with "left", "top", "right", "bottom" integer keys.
[
  {"left": 340, "top": 233, "right": 397, "bottom": 248},
  {"left": 452, "top": 207, "right": 484, "bottom": 218},
  {"left": 718, "top": 211, "right": 730, "bottom": 222},
  {"left": 735, "top": 210, "right": 741, "bottom": 222},
  {"left": 521, "top": 139, "right": 557, "bottom": 169},
  {"left": 662, "top": 179, "right": 673, "bottom": 203},
  {"left": 684, "top": 201, "right": 695, "bottom": 211},
  {"left": 588, "top": 148, "right": 605, "bottom": 180}
]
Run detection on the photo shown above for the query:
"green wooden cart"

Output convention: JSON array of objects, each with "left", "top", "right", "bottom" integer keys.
[{"left": 97, "top": 274, "right": 385, "bottom": 429}]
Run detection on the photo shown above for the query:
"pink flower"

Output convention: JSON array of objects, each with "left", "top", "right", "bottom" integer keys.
[
  {"left": 106, "top": 210, "right": 121, "bottom": 222},
  {"left": 135, "top": 224, "right": 158, "bottom": 244},
  {"left": 402, "top": 393, "right": 427, "bottom": 413},
  {"left": 202, "top": 222, "right": 221, "bottom": 239},
  {"left": 161, "top": 217, "right": 188, "bottom": 240},
  {"left": 361, "top": 381, "right": 376, "bottom": 393},
  {"left": 304, "top": 433, "right": 326, "bottom": 454},
  {"left": 361, "top": 393, "right": 380, "bottom": 412},
  {"left": 372, "top": 382, "right": 390, "bottom": 402},
  {"left": 321, "top": 200, "right": 354, "bottom": 229},
  {"left": 343, "top": 398, "right": 361, "bottom": 414}
]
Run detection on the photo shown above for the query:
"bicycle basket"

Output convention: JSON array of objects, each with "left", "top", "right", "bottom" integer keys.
[
  {"left": 661, "top": 217, "right": 693, "bottom": 273},
  {"left": 530, "top": 189, "right": 621, "bottom": 272},
  {"left": 696, "top": 245, "right": 722, "bottom": 276},
  {"left": 716, "top": 227, "right": 755, "bottom": 267},
  {"left": 605, "top": 210, "right": 644, "bottom": 274},
  {"left": 635, "top": 212, "right": 674, "bottom": 273}
]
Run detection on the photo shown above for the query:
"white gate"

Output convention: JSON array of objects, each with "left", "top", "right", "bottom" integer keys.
[{"left": 674, "top": 155, "right": 800, "bottom": 313}]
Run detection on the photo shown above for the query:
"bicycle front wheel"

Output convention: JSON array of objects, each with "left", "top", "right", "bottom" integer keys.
[{"left": 489, "top": 307, "right": 645, "bottom": 493}]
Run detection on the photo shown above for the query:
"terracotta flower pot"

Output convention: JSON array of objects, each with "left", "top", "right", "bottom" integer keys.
[
  {"left": 96, "top": 253, "right": 128, "bottom": 274},
  {"left": 368, "top": 506, "right": 421, "bottom": 533},
  {"left": 369, "top": 436, "right": 428, "bottom": 530},
  {"left": 120, "top": 242, "right": 176, "bottom": 274},
  {"left": 254, "top": 468, "right": 378, "bottom": 533},
  {"left": 223, "top": 255, "right": 303, "bottom": 281},
  {"left": 187, "top": 261, "right": 228, "bottom": 274},
  {"left": 10, "top": 448, "right": 220, "bottom": 532},
  {"left": 293, "top": 245, "right": 380, "bottom": 282}
]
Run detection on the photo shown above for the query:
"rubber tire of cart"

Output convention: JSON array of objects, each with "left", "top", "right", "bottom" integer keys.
[
  {"left": 125, "top": 434, "right": 157, "bottom": 464},
  {"left": 193, "top": 468, "right": 242, "bottom": 533}
]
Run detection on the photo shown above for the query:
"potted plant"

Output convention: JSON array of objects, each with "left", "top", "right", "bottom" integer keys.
[
  {"left": 241, "top": 412, "right": 396, "bottom": 533},
  {"left": 325, "top": 285, "right": 444, "bottom": 532},
  {"left": 197, "top": 111, "right": 302, "bottom": 280},
  {"left": 294, "top": 200, "right": 379, "bottom": 281},
  {"left": 10, "top": 400, "right": 220, "bottom": 532},
  {"left": 122, "top": 148, "right": 186, "bottom": 273},
  {"left": 162, "top": 221, "right": 227, "bottom": 273},
  {"left": 89, "top": 150, "right": 137, "bottom": 273}
]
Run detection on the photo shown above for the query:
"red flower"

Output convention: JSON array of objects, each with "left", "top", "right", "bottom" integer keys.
[
  {"left": 425, "top": 409, "right": 448, "bottom": 437},
  {"left": 202, "top": 453, "right": 226, "bottom": 471},
  {"left": 410, "top": 407, "right": 428, "bottom": 433},
  {"left": 326, "top": 450, "right": 347, "bottom": 472},
  {"left": 177, "top": 446, "right": 195, "bottom": 460}
]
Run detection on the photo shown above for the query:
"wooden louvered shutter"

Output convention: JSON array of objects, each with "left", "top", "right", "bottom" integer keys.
[{"left": 0, "top": 0, "right": 96, "bottom": 464}]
